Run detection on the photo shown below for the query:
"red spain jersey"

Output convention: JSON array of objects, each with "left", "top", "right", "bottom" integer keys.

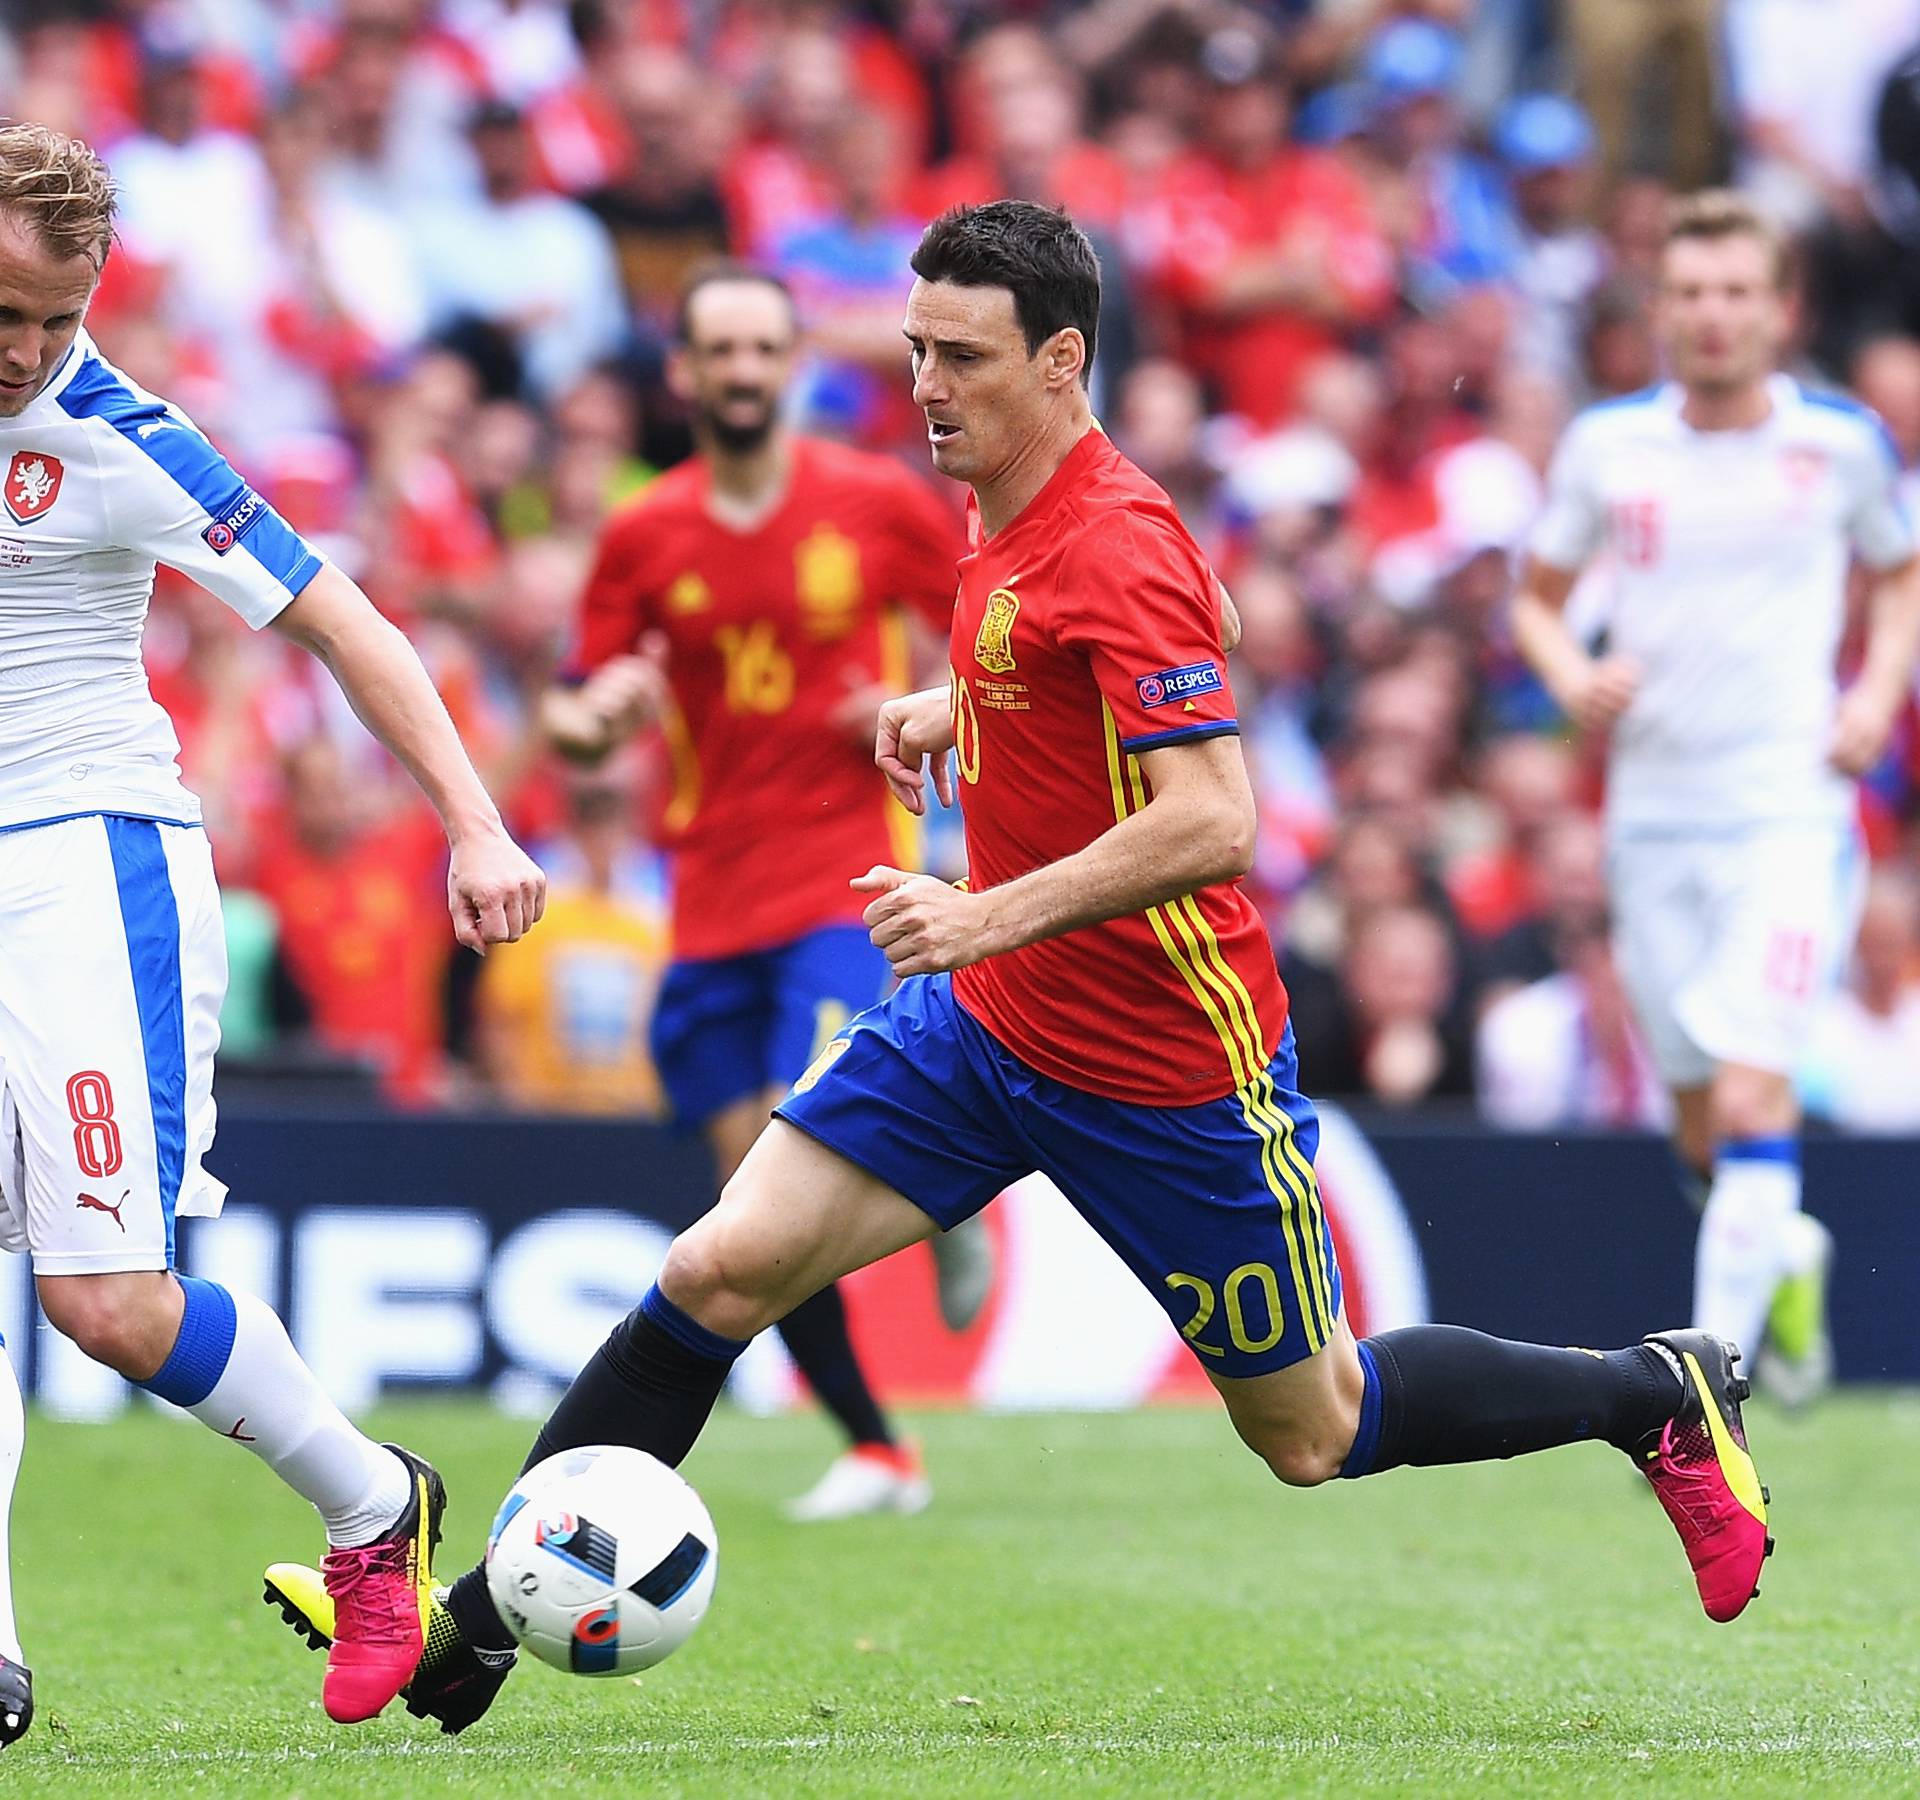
[
  {"left": 570, "top": 437, "right": 959, "bottom": 959},
  {"left": 949, "top": 430, "right": 1290, "bottom": 1105}
]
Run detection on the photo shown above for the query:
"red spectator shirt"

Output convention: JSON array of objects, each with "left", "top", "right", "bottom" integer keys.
[
  {"left": 253, "top": 806, "right": 451, "bottom": 1104},
  {"left": 1150, "top": 149, "right": 1394, "bottom": 428},
  {"left": 570, "top": 437, "right": 959, "bottom": 960},
  {"left": 948, "top": 429, "right": 1288, "bottom": 1104}
]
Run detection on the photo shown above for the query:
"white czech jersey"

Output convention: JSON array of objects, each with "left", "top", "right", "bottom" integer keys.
[
  {"left": 0, "top": 328, "right": 322, "bottom": 832},
  {"left": 1530, "top": 375, "right": 1913, "bottom": 829}
]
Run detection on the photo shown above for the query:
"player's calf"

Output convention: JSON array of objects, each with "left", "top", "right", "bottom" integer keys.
[{"left": 33, "top": 1270, "right": 183, "bottom": 1380}]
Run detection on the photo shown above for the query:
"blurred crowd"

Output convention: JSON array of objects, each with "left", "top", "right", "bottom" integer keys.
[{"left": 16, "top": 0, "right": 1920, "bottom": 1128}]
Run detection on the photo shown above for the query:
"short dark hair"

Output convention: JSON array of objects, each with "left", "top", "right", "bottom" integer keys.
[
  {"left": 910, "top": 201, "right": 1101, "bottom": 380},
  {"left": 676, "top": 262, "right": 796, "bottom": 345},
  {"left": 1664, "top": 189, "right": 1790, "bottom": 290}
]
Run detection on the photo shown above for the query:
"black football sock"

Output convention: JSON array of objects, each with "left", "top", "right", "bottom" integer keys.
[
  {"left": 775, "top": 1282, "right": 895, "bottom": 1449},
  {"left": 446, "top": 1285, "right": 748, "bottom": 1653},
  {"left": 1339, "top": 1326, "right": 1683, "bottom": 1478}
]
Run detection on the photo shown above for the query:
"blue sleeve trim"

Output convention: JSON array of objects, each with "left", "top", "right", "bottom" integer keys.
[
  {"left": 1797, "top": 384, "right": 1905, "bottom": 472},
  {"left": 251, "top": 526, "right": 325, "bottom": 608},
  {"left": 1118, "top": 721, "right": 1240, "bottom": 752},
  {"left": 56, "top": 353, "right": 322, "bottom": 592}
]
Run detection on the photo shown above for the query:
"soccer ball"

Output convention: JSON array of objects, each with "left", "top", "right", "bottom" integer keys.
[{"left": 484, "top": 1445, "right": 718, "bottom": 1677}]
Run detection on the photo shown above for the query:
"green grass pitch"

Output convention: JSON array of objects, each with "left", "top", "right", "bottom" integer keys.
[{"left": 5, "top": 1393, "right": 1917, "bottom": 1797}]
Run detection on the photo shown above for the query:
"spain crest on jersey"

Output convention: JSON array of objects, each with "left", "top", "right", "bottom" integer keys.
[
  {"left": 4, "top": 451, "right": 62, "bottom": 524},
  {"left": 795, "top": 526, "right": 862, "bottom": 635},
  {"left": 667, "top": 572, "right": 711, "bottom": 615},
  {"left": 974, "top": 586, "right": 1020, "bottom": 674}
]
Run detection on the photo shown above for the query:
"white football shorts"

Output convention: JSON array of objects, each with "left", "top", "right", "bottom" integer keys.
[
  {"left": 0, "top": 814, "right": 227, "bottom": 1275},
  {"left": 1610, "top": 819, "right": 1864, "bottom": 1088}
]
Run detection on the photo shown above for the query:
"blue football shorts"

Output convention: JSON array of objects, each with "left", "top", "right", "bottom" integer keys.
[
  {"left": 650, "top": 923, "right": 891, "bottom": 1127},
  {"left": 774, "top": 971, "right": 1343, "bottom": 1377}
]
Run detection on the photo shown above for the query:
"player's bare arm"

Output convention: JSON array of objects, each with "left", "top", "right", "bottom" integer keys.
[
  {"left": 856, "top": 732, "right": 1254, "bottom": 975},
  {"left": 272, "top": 563, "right": 546, "bottom": 952},
  {"left": 1217, "top": 579, "right": 1242, "bottom": 656},
  {"left": 875, "top": 683, "right": 957, "bottom": 815},
  {"left": 1831, "top": 552, "right": 1920, "bottom": 774},
  {"left": 1509, "top": 555, "right": 1642, "bottom": 732},
  {"left": 539, "top": 637, "right": 670, "bottom": 765}
]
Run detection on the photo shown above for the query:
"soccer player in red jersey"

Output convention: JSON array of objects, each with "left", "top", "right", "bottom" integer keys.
[
  {"left": 269, "top": 208, "right": 1774, "bottom": 1734},
  {"left": 536, "top": 265, "right": 990, "bottom": 1522}
]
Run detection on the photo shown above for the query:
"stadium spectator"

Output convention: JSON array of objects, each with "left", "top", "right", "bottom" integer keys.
[
  {"left": 475, "top": 758, "right": 670, "bottom": 1116},
  {"left": 1229, "top": 559, "right": 1335, "bottom": 911},
  {"left": 253, "top": 737, "right": 453, "bottom": 1103},
  {"left": 582, "top": 48, "right": 732, "bottom": 337},
  {"left": 1474, "top": 811, "right": 1612, "bottom": 995},
  {"left": 1801, "top": 868, "right": 1920, "bottom": 1131},
  {"left": 723, "top": 23, "right": 852, "bottom": 259},
  {"left": 103, "top": 31, "right": 267, "bottom": 287},
  {"left": 773, "top": 106, "right": 924, "bottom": 448},
  {"left": 1113, "top": 356, "right": 1221, "bottom": 543},
  {"left": 412, "top": 99, "right": 628, "bottom": 401},
  {"left": 1495, "top": 94, "right": 1608, "bottom": 382},
  {"left": 919, "top": 25, "right": 1125, "bottom": 226},
  {"left": 1324, "top": 902, "right": 1474, "bottom": 1106},
  {"left": 1363, "top": 19, "right": 1519, "bottom": 305},
  {"left": 1564, "top": 0, "right": 1722, "bottom": 192},
  {"left": 1447, "top": 733, "right": 1579, "bottom": 940},
  {"left": 1147, "top": 34, "right": 1394, "bottom": 428},
  {"left": 1476, "top": 910, "right": 1667, "bottom": 1129},
  {"left": 1727, "top": 0, "right": 1919, "bottom": 233}
]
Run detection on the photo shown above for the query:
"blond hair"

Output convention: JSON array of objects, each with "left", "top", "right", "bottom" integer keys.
[
  {"left": 0, "top": 123, "right": 116, "bottom": 270},
  {"left": 1664, "top": 189, "right": 1790, "bottom": 290}
]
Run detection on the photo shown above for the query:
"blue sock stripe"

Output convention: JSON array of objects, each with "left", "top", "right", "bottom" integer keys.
[
  {"left": 141, "top": 1276, "right": 237, "bottom": 1408},
  {"left": 640, "top": 1284, "right": 749, "bottom": 1365},
  {"left": 1340, "top": 1340, "right": 1383, "bottom": 1479},
  {"left": 103, "top": 816, "right": 188, "bottom": 1266},
  {"left": 1715, "top": 1135, "right": 1799, "bottom": 1168}
]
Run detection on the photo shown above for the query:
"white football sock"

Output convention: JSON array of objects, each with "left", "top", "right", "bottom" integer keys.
[
  {"left": 149, "top": 1280, "right": 411, "bottom": 1548},
  {"left": 1693, "top": 1143, "right": 1800, "bottom": 1360},
  {"left": 1776, "top": 1209, "right": 1831, "bottom": 1279},
  {"left": 0, "top": 1342, "right": 23, "bottom": 1663}
]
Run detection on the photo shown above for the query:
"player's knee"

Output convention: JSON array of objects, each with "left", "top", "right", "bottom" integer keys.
[
  {"left": 1254, "top": 1431, "right": 1349, "bottom": 1489},
  {"left": 659, "top": 1215, "right": 792, "bottom": 1338},
  {"left": 1233, "top": 1401, "right": 1360, "bottom": 1488},
  {"left": 34, "top": 1273, "right": 177, "bottom": 1379}
]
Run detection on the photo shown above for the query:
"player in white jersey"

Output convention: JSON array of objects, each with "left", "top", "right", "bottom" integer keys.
[
  {"left": 0, "top": 125, "right": 546, "bottom": 1742},
  {"left": 1513, "top": 192, "right": 1920, "bottom": 1400}
]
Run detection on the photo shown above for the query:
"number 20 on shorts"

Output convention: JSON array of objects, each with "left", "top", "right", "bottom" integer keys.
[{"left": 1165, "top": 1263, "right": 1286, "bottom": 1359}]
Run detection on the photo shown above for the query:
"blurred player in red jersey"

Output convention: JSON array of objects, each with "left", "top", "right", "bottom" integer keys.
[
  {"left": 538, "top": 265, "right": 991, "bottom": 1522},
  {"left": 268, "top": 209, "right": 1774, "bottom": 1735}
]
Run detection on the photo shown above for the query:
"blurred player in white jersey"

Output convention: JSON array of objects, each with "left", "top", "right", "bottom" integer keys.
[
  {"left": 1513, "top": 192, "right": 1920, "bottom": 1400},
  {"left": 0, "top": 125, "right": 545, "bottom": 1742}
]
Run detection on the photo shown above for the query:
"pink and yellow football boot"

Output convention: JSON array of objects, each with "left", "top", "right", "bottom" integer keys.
[
  {"left": 1633, "top": 1331, "right": 1773, "bottom": 1623},
  {"left": 317, "top": 1444, "right": 446, "bottom": 1722}
]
